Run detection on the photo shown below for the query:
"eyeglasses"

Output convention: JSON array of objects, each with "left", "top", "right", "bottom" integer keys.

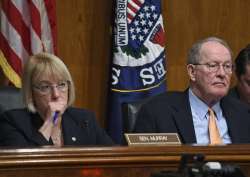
[
  {"left": 33, "top": 81, "right": 69, "bottom": 95},
  {"left": 192, "top": 62, "right": 234, "bottom": 74}
]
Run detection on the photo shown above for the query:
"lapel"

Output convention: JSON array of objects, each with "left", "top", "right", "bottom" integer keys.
[
  {"left": 28, "top": 113, "right": 52, "bottom": 146},
  {"left": 221, "top": 97, "right": 250, "bottom": 143},
  {"left": 62, "top": 111, "right": 90, "bottom": 145},
  {"left": 169, "top": 90, "right": 196, "bottom": 144},
  {"left": 21, "top": 110, "right": 91, "bottom": 146},
  {"left": 29, "top": 130, "right": 52, "bottom": 146}
]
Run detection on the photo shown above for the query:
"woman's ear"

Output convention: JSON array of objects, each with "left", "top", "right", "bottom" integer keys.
[{"left": 187, "top": 64, "right": 196, "bottom": 81}]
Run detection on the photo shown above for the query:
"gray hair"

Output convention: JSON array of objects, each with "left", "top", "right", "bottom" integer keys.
[
  {"left": 187, "top": 37, "right": 233, "bottom": 64},
  {"left": 22, "top": 52, "right": 75, "bottom": 112}
]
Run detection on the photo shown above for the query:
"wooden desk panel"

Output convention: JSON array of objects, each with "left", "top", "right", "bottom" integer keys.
[{"left": 0, "top": 145, "right": 249, "bottom": 177}]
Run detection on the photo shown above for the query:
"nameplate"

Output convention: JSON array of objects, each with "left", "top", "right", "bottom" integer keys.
[{"left": 124, "top": 133, "right": 181, "bottom": 146}]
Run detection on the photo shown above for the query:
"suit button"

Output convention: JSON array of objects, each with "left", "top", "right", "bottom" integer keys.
[{"left": 72, "top": 137, "right": 77, "bottom": 142}]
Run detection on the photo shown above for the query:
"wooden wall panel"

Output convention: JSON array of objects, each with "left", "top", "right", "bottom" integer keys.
[
  {"left": 163, "top": 0, "right": 250, "bottom": 90},
  {"left": 56, "top": 0, "right": 113, "bottom": 126},
  {"left": 1, "top": 0, "right": 250, "bottom": 127},
  {"left": 57, "top": 0, "right": 250, "bottom": 125}
]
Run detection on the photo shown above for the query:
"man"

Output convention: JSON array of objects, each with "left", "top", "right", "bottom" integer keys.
[
  {"left": 228, "top": 45, "right": 250, "bottom": 106},
  {"left": 134, "top": 37, "right": 250, "bottom": 144}
]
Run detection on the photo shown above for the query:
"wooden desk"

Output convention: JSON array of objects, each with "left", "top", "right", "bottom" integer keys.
[{"left": 0, "top": 144, "right": 249, "bottom": 177}]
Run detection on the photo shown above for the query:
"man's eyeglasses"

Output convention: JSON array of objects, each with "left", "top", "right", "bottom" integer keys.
[
  {"left": 33, "top": 81, "right": 69, "bottom": 95},
  {"left": 192, "top": 62, "right": 234, "bottom": 74}
]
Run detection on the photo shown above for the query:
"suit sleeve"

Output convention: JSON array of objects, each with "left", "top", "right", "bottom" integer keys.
[
  {"left": 133, "top": 103, "right": 157, "bottom": 133},
  {"left": 88, "top": 112, "right": 114, "bottom": 145},
  {"left": 0, "top": 112, "right": 30, "bottom": 147}
]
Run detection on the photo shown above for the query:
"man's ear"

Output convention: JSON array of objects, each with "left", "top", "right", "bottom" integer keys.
[{"left": 187, "top": 64, "right": 196, "bottom": 81}]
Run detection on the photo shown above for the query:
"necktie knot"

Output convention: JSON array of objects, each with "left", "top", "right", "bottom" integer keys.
[{"left": 208, "top": 108, "right": 223, "bottom": 145}]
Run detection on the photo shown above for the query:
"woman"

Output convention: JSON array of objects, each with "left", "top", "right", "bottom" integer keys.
[{"left": 0, "top": 53, "right": 113, "bottom": 147}]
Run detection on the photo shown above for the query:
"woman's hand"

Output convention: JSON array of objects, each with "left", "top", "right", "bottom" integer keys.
[{"left": 38, "top": 100, "right": 66, "bottom": 141}]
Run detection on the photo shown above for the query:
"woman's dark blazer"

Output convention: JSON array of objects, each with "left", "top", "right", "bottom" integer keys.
[{"left": 0, "top": 107, "right": 113, "bottom": 147}]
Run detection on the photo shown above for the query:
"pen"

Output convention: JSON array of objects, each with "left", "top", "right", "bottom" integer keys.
[{"left": 53, "top": 111, "right": 59, "bottom": 124}]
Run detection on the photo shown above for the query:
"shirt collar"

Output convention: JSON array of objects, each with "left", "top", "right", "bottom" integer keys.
[
  {"left": 210, "top": 102, "right": 221, "bottom": 120},
  {"left": 189, "top": 88, "right": 221, "bottom": 120}
]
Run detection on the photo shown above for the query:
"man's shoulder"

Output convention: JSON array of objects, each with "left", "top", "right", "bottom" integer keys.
[
  {"left": 227, "top": 86, "right": 240, "bottom": 99},
  {"left": 140, "top": 90, "right": 188, "bottom": 112},
  {"left": 146, "top": 90, "right": 187, "bottom": 105},
  {"left": 222, "top": 95, "right": 250, "bottom": 112}
]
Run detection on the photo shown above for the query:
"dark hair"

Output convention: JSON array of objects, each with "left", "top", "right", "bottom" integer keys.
[{"left": 235, "top": 44, "right": 250, "bottom": 78}]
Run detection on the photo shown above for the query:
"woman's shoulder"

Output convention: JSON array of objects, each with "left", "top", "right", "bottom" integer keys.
[
  {"left": 0, "top": 108, "right": 33, "bottom": 129},
  {"left": 65, "top": 107, "right": 96, "bottom": 122},
  {"left": 65, "top": 107, "right": 94, "bottom": 115},
  {"left": 0, "top": 108, "right": 30, "bottom": 119}
]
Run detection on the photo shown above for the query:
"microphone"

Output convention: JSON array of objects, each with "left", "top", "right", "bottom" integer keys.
[{"left": 203, "top": 162, "right": 245, "bottom": 177}]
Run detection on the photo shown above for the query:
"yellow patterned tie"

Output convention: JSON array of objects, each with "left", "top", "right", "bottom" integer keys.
[{"left": 208, "top": 108, "right": 223, "bottom": 145}]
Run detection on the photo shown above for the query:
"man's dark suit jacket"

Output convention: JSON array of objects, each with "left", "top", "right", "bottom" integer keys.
[
  {"left": 228, "top": 86, "right": 240, "bottom": 100},
  {"left": 0, "top": 107, "right": 113, "bottom": 147},
  {"left": 134, "top": 90, "right": 250, "bottom": 144}
]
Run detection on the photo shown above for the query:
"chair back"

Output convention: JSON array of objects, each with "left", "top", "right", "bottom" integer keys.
[
  {"left": 122, "top": 98, "right": 149, "bottom": 133},
  {"left": 0, "top": 86, "right": 24, "bottom": 114}
]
